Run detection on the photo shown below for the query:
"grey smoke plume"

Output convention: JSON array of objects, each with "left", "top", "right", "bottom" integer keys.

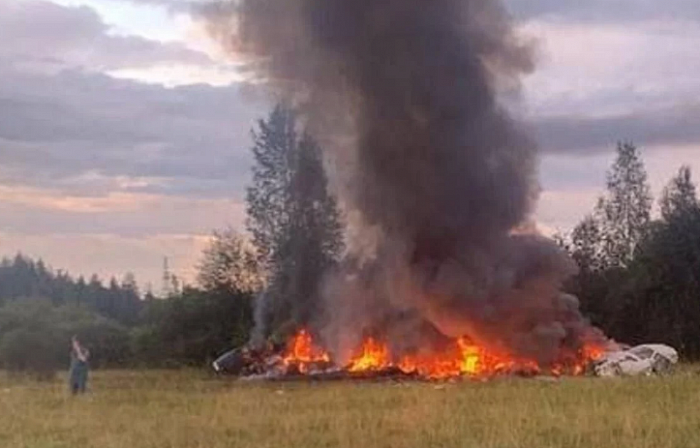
[{"left": 203, "top": 0, "right": 606, "bottom": 364}]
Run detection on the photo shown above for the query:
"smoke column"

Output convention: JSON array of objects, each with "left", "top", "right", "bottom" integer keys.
[{"left": 203, "top": 0, "right": 606, "bottom": 364}]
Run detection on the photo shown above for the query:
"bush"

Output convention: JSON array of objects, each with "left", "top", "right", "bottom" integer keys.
[
  {"left": 72, "top": 320, "right": 132, "bottom": 368},
  {"left": 0, "top": 298, "right": 133, "bottom": 375},
  {"left": 0, "top": 327, "right": 65, "bottom": 379},
  {"left": 135, "top": 288, "right": 254, "bottom": 367},
  {"left": 0, "top": 288, "right": 254, "bottom": 372}
]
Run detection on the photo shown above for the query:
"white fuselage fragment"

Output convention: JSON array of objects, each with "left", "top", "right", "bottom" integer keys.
[{"left": 593, "top": 344, "right": 678, "bottom": 377}]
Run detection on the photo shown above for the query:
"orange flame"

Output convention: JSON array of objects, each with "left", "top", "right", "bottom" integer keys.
[
  {"left": 282, "top": 329, "right": 330, "bottom": 372},
  {"left": 281, "top": 329, "right": 605, "bottom": 379},
  {"left": 348, "top": 338, "right": 390, "bottom": 371}
]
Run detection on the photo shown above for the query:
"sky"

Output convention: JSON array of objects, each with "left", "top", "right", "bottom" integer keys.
[{"left": 1, "top": 0, "right": 699, "bottom": 292}]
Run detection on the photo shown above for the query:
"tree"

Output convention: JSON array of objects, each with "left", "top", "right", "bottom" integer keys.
[
  {"left": 0, "top": 299, "right": 65, "bottom": 379},
  {"left": 563, "top": 214, "right": 623, "bottom": 330},
  {"left": 0, "top": 255, "right": 144, "bottom": 326},
  {"left": 595, "top": 142, "right": 652, "bottom": 268},
  {"left": 610, "top": 166, "right": 700, "bottom": 355},
  {"left": 122, "top": 272, "right": 139, "bottom": 297},
  {"left": 660, "top": 165, "right": 698, "bottom": 221},
  {"left": 625, "top": 207, "right": 700, "bottom": 355},
  {"left": 570, "top": 214, "right": 604, "bottom": 274},
  {"left": 273, "top": 132, "right": 344, "bottom": 327},
  {"left": 561, "top": 143, "right": 652, "bottom": 334},
  {"left": 246, "top": 104, "right": 298, "bottom": 272},
  {"left": 245, "top": 104, "right": 344, "bottom": 339},
  {"left": 133, "top": 287, "right": 253, "bottom": 366},
  {"left": 0, "top": 299, "right": 131, "bottom": 376},
  {"left": 197, "top": 228, "right": 264, "bottom": 294}
]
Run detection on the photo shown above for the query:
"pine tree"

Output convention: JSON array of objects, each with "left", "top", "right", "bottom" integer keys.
[
  {"left": 245, "top": 104, "right": 344, "bottom": 338},
  {"left": 280, "top": 132, "right": 344, "bottom": 326},
  {"left": 246, "top": 104, "right": 298, "bottom": 272},
  {"left": 0, "top": 256, "right": 144, "bottom": 326}
]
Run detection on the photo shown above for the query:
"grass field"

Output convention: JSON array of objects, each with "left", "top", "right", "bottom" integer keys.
[{"left": 1, "top": 369, "right": 700, "bottom": 448}]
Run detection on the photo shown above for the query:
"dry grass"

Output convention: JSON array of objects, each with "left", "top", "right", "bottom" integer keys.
[{"left": 1, "top": 368, "right": 700, "bottom": 448}]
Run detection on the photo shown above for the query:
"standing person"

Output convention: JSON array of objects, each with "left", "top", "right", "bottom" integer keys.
[{"left": 69, "top": 335, "right": 90, "bottom": 395}]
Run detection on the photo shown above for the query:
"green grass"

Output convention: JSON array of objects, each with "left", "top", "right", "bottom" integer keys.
[{"left": 1, "top": 368, "right": 700, "bottom": 448}]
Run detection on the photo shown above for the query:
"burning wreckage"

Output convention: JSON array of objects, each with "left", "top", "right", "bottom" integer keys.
[
  {"left": 213, "top": 331, "right": 678, "bottom": 381},
  {"left": 204, "top": 0, "right": 680, "bottom": 382}
]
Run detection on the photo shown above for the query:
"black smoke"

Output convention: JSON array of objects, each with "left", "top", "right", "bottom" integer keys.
[{"left": 202, "top": 0, "right": 608, "bottom": 364}]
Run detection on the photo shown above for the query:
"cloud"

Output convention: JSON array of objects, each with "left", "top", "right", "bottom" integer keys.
[
  {"left": 0, "top": 67, "right": 269, "bottom": 198},
  {"left": 0, "top": 184, "right": 246, "bottom": 237},
  {"left": 0, "top": 0, "right": 212, "bottom": 72},
  {"left": 532, "top": 104, "right": 700, "bottom": 155},
  {"left": 516, "top": 18, "right": 700, "bottom": 156},
  {"left": 506, "top": 0, "right": 700, "bottom": 24},
  {"left": 106, "top": 0, "right": 700, "bottom": 23},
  {"left": 521, "top": 19, "right": 700, "bottom": 113}
]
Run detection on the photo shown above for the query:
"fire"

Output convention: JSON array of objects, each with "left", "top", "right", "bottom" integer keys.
[
  {"left": 348, "top": 338, "right": 390, "bottom": 371},
  {"left": 581, "top": 344, "right": 606, "bottom": 362},
  {"left": 347, "top": 336, "right": 530, "bottom": 379},
  {"left": 281, "top": 329, "right": 605, "bottom": 379},
  {"left": 282, "top": 329, "right": 330, "bottom": 372},
  {"left": 458, "top": 339, "right": 482, "bottom": 375}
]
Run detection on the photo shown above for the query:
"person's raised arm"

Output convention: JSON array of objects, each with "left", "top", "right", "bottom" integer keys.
[{"left": 72, "top": 336, "right": 88, "bottom": 362}]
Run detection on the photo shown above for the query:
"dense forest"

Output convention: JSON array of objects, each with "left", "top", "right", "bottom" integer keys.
[{"left": 2, "top": 105, "right": 699, "bottom": 377}]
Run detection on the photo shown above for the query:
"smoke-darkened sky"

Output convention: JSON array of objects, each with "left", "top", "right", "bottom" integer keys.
[{"left": 1, "top": 0, "right": 700, "bottom": 290}]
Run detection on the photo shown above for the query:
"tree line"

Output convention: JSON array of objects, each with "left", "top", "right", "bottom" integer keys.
[
  {"left": 0, "top": 254, "right": 256, "bottom": 376},
  {"left": 0, "top": 255, "right": 143, "bottom": 325}
]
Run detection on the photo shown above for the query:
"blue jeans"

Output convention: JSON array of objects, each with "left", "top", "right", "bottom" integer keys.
[{"left": 69, "top": 363, "right": 88, "bottom": 394}]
